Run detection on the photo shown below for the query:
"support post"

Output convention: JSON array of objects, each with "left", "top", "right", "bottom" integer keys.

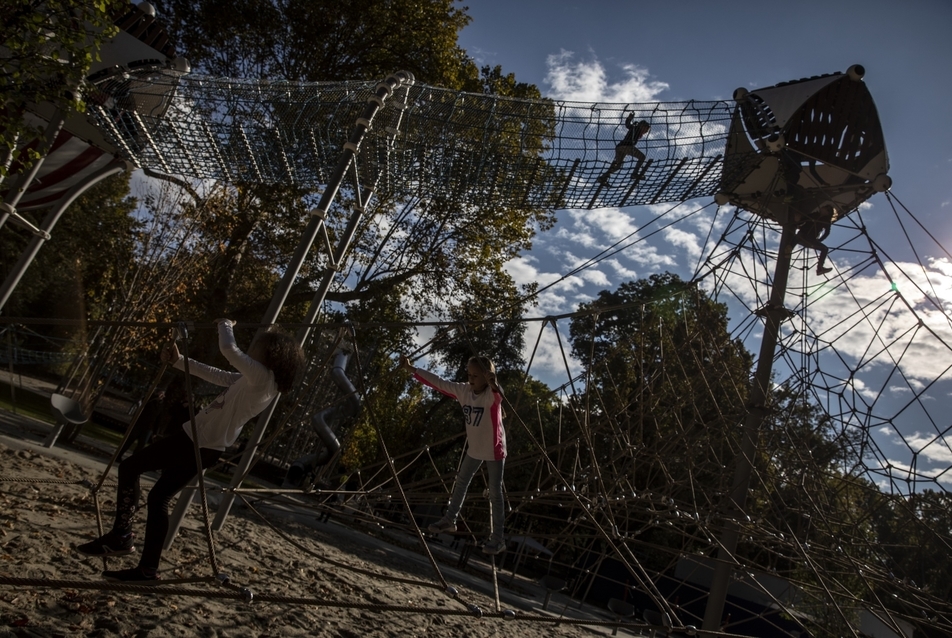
[
  {"left": 165, "top": 70, "right": 413, "bottom": 536},
  {"left": 0, "top": 113, "right": 66, "bottom": 231},
  {"left": 700, "top": 220, "right": 797, "bottom": 635},
  {"left": 0, "top": 161, "right": 128, "bottom": 313}
]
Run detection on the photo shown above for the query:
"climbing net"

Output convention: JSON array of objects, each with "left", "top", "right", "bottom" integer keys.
[
  {"left": 0, "top": 63, "right": 947, "bottom": 635},
  {"left": 2, "top": 186, "right": 950, "bottom": 636},
  {"left": 86, "top": 74, "right": 735, "bottom": 210}
]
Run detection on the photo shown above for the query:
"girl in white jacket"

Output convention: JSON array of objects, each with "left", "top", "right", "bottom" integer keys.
[{"left": 77, "top": 319, "right": 304, "bottom": 582}]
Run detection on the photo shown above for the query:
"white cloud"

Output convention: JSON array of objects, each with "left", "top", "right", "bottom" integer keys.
[
  {"left": 520, "top": 321, "right": 583, "bottom": 388},
  {"left": 845, "top": 376, "right": 880, "bottom": 401},
  {"left": 606, "top": 258, "right": 638, "bottom": 280},
  {"left": 505, "top": 255, "right": 585, "bottom": 315},
  {"left": 579, "top": 269, "right": 611, "bottom": 287},
  {"left": 554, "top": 225, "right": 599, "bottom": 250},
  {"left": 556, "top": 208, "right": 679, "bottom": 271},
  {"left": 904, "top": 432, "right": 952, "bottom": 465},
  {"left": 544, "top": 50, "right": 669, "bottom": 103},
  {"left": 863, "top": 426, "right": 951, "bottom": 486},
  {"left": 869, "top": 456, "right": 952, "bottom": 488},
  {"left": 800, "top": 257, "right": 952, "bottom": 383},
  {"left": 663, "top": 226, "right": 703, "bottom": 262}
]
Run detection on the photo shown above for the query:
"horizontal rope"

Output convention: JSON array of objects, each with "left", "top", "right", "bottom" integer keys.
[{"left": 0, "top": 575, "right": 721, "bottom": 633}]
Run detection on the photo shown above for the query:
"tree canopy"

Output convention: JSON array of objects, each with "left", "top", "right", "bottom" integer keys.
[
  {"left": 1, "top": 0, "right": 124, "bottom": 177},
  {"left": 155, "top": 0, "right": 476, "bottom": 86}
]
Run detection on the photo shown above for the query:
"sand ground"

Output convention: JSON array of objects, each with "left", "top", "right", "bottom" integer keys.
[{"left": 0, "top": 409, "right": 640, "bottom": 637}]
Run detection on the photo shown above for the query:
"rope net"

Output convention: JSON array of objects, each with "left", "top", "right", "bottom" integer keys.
[
  {"left": 2, "top": 195, "right": 951, "bottom": 636},
  {"left": 86, "top": 74, "right": 734, "bottom": 209},
  {"left": 0, "top": 62, "right": 946, "bottom": 636}
]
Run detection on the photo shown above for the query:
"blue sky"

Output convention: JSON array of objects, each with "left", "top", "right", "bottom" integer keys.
[
  {"left": 458, "top": 0, "right": 952, "bottom": 244},
  {"left": 451, "top": 0, "right": 952, "bottom": 490}
]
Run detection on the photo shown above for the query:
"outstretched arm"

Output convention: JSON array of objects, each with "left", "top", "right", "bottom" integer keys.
[
  {"left": 399, "top": 356, "right": 466, "bottom": 399},
  {"left": 215, "top": 319, "right": 271, "bottom": 386},
  {"left": 161, "top": 322, "right": 247, "bottom": 387}
]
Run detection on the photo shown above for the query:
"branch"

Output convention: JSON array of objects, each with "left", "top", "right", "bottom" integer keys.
[{"left": 142, "top": 167, "right": 202, "bottom": 202}]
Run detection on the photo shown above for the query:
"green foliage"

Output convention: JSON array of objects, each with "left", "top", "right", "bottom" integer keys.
[
  {"left": 561, "top": 273, "right": 753, "bottom": 567},
  {"left": 128, "top": 2, "right": 556, "bottom": 479},
  {"left": 2, "top": 3, "right": 560, "bottom": 542},
  {"left": 155, "top": 0, "right": 476, "bottom": 86},
  {"left": 0, "top": 0, "right": 124, "bottom": 176},
  {"left": 568, "top": 272, "right": 752, "bottom": 485},
  {"left": 865, "top": 489, "right": 952, "bottom": 637},
  {"left": 136, "top": 1, "right": 555, "bottom": 340},
  {"left": 426, "top": 272, "right": 528, "bottom": 380},
  {"left": 748, "top": 384, "right": 869, "bottom": 572},
  {"left": 0, "top": 171, "right": 138, "bottom": 321}
]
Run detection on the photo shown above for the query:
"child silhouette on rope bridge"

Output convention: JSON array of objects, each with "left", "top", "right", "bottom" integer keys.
[
  {"left": 794, "top": 204, "right": 835, "bottom": 275},
  {"left": 400, "top": 354, "right": 508, "bottom": 555},
  {"left": 597, "top": 112, "right": 650, "bottom": 186},
  {"left": 76, "top": 319, "right": 305, "bottom": 583}
]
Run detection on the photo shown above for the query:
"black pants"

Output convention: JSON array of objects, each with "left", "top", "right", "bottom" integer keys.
[
  {"left": 113, "top": 429, "right": 221, "bottom": 571},
  {"left": 116, "top": 419, "right": 154, "bottom": 461}
]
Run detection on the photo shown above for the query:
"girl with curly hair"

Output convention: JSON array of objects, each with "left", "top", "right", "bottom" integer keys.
[{"left": 77, "top": 319, "right": 305, "bottom": 583}]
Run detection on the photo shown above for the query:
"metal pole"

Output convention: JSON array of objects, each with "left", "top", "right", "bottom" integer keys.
[
  {"left": 700, "top": 220, "right": 797, "bottom": 635},
  {"left": 186, "top": 70, "right": 414, "bottom": 533},
  {"left": 0, "top": 112, "right": 66, "bottom": 231},
  {"left": 0, "top": 133, "right": 18, "bottom": 190},
  {"left": 0, "top": 161, "right": 128, "bottom": 312}
]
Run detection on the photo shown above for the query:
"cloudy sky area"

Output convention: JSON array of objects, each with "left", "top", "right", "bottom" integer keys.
[{"left": 455, "top": 0, "right": 952, "bottom": 491}]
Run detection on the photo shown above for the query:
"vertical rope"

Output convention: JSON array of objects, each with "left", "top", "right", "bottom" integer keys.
[{"left": 177, "top": 322, "right": 221, "bottom": 577}]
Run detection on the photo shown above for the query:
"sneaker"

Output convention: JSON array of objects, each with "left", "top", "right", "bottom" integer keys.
[
  {"left": 481, "top": 536, "right": 506, "bottom": 555},
  {"left": 817, "top": 266, "right": 833, "bottom": 275},
  {"left": 427, "top": 517, "right": 456, "bottom": 534},
  {"left": 102, "top": 566, "right": 160, "bottom": 584},
  {"left": 75, "top": 531, "right": 135, "bottom": 557}
]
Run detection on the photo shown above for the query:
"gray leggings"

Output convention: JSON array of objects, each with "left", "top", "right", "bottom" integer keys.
[{"left": 444, "top": 454, "right": 505, "bottom": 539}]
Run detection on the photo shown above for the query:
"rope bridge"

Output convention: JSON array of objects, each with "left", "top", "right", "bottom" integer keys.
[{"left": 87, "top": 73, "right": 735, "bottom": 209}]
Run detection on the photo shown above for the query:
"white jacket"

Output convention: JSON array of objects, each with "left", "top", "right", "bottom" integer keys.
[
  {"left": 413, "top": 368, "right": 506, "bottom": 461},
  {"left": 173, "top": 322, "right": 277, "bottom": 451}
]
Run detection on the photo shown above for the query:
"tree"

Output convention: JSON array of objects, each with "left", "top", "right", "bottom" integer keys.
[
  {"left": 866, "top": 489, "right": 952, "bottom": 638},
  {"left": 154, "top": 0, "right": 476, "bottom": 87},
  {"left": 4, "top": 3, "right": 557, "bottom": 501},
  {"left": 562, "top": 273, "right": 753, "bottom": 571},
  {"left": 136, "top": 1, "right": 555, "bottom": 331},
  {"left": 1, "top": 0, "right": 125, "bottom": 178},
  {"left": 0, "top": 170, "right": 138, "bottom": 322},
  {"left": 129, "top": 3, "right": 557, "bottom": 466},
  {"left": 568, "top": 273, "right": 752, "bottom": 493}
]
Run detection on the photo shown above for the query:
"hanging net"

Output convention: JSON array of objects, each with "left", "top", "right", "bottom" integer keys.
[
  {"left": 85, "top": 73, "right": 735, "bottom": 209},
  {"left": 1, "top": 63, "right": 948, "bottom": 637}
]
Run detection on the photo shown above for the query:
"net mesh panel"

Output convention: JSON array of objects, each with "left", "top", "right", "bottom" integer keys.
[
  {"left": 246, "top": 204, "right": 952, "bottom": 637},
  {"left": 87, "top": 75, "right": 738, "bottom": 208},
  {"left": 40, "top": 72, "right": 946, "bottom": 636}
]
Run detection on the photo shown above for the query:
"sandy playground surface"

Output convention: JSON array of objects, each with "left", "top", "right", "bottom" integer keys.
[{"left": 0, "top": 416, "right": 628, "bottom": 638}]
